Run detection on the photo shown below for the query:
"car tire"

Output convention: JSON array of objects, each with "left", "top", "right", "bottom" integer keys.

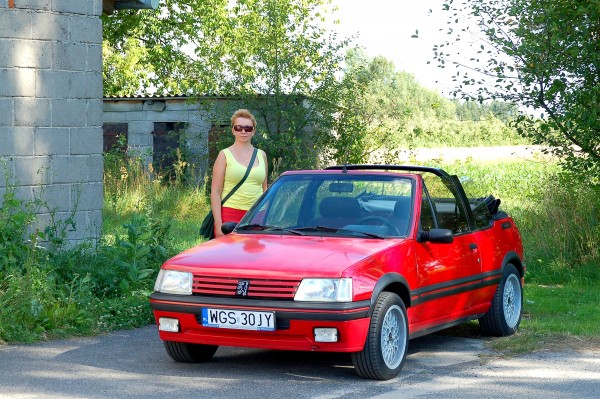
[
  {"left": 163, "top": 340, "right": 218, "bottom": 363},
  {"left": 479, "top": 264, "right": 523, "bottom": 336},
  {"left": 351, "top": 292, "right": 408, "bottom": 380}
]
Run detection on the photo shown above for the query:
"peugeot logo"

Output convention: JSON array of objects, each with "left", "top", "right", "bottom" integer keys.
[{"left": 236, "top": 280, "right": 250, "bottom": 296}]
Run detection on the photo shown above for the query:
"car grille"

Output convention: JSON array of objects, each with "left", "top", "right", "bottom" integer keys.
[{"left": 192, "top": 275, "right": 301, "bottom": 300}]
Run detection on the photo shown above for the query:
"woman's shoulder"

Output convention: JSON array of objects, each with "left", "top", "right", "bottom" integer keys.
[
  {"left": 220, "top": 147, "right": 234, "bottom": 159},
  {"left": 214, "top": 148, "right": 229, "bottom": 165}
]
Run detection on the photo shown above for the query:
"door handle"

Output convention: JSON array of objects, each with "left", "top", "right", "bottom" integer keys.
[{"left": 469, "top": 243, "right": 478, "bottom": 250}]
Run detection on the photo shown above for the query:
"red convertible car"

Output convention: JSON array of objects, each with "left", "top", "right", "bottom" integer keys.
[{"left": 150, "top": 165, "right": 524, "bottom": 380}]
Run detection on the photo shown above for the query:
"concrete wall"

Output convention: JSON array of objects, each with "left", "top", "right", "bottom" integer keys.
[
  {"left": 103, "top": 97, "right": 213, "bottom": 174},
  {"left": 0, "top": 0, "right": 104, "bottom": 245},
  {"left": 103, "top": 97, "right": 318, "bottom": 179}
]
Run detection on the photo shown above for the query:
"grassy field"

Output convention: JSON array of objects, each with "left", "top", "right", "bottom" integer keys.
[{"left": 1, "top": 154, "right": 599, "bottom": 349}]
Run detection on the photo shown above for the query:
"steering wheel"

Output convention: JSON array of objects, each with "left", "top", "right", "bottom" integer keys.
[{"left": 356, "top": 216, "right": 401, "bottom": 235}]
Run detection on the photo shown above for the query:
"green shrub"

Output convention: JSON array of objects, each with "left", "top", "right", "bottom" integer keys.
[
  {"left": 0, "top": 262, "right": 95, "bottom": 342},
  {"left": 110, "top": 214, "right": 170, "bottom": 293},
  {"left": 94, "top": 293, "right": 155, "bottom": 333},
  {"left": 0, "top": 185, "right": 38, "bottom": 273}
]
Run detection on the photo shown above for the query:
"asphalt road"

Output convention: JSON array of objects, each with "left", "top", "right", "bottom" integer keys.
[{"left": 1, "top": 325, "right": 599, "bottom": 399}]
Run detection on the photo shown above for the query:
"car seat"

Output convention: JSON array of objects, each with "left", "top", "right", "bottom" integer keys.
[
  {"left": 312, "top": 197, "right": 361, "bottom": 228},
  {"left": 391, "top": 197, "right": 411, "bottom": 235}
]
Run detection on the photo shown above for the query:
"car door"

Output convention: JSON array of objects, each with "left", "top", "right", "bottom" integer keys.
[{"left": 412, "top": 175, "right": 482, "bottom": 329}]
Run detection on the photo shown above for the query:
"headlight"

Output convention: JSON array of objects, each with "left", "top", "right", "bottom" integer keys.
[
  {"left": 154, "top": 269, "right": 192, "bottom": 295},
  {"left": 294, "top": 278, "right": 352, "bottom": 302}
]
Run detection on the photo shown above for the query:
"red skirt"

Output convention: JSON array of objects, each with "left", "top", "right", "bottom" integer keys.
[{"left": 215, "top": 206, "right": 248, "bottom": 235}]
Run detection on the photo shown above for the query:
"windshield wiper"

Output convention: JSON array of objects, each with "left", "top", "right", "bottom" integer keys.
[
  {"left": 294, "top": 226, "right": 339, "bottom": 232},
  {"left": 337, "top": 228, "right": 384, "bottom": 239},
  {"left": 294, "top": 226, "right": 384, "bottom": 239},
  {"left": 264, "top": 226, "right": 304, "bottom": 235},
  {"left": 236, "top": 224, "right": 304, "bottom": 235}
]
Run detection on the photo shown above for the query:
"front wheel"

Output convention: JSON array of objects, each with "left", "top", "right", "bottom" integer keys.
[
  {"left": 163, "top": 341, "right": 218, "bottom": 363},
  {"left": 479, "top": 264, "right": 523, "bottom": 336},
  {"left": 352, "top": 292, "right": 408, "bottom": 380}
]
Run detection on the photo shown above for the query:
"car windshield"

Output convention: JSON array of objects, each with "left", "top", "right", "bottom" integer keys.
[{"left": 237, "top": 173, "right": 414, "bottom": 238}]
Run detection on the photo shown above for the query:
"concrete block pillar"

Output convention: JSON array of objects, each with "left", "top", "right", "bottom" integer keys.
[{"left": 0, "top": 0, "right": 104, "bottom": 245}]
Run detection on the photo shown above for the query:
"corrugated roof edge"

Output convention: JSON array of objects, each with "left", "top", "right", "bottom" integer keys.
[
  {"left": 103, "top": 93, "right": 308, "bottom": 100},
  {"left": 104, "top": 94, "right": 192, "bottom": 100}
]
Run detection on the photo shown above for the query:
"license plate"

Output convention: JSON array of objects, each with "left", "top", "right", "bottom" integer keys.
[{"left": 201, "top": 308, "right": 275, "bottom": 331}]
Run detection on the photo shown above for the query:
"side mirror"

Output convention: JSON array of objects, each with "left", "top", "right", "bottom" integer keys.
[
  {"left": 221, "top": 222, "right": 237, "bottom": 235},
  {"left": 417, "top": 228, "right": 454, "bottom": 244}
]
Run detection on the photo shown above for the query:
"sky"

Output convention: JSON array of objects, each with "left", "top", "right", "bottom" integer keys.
[{"left": 327, "top": 0, "right": 460, "bottom": 96}]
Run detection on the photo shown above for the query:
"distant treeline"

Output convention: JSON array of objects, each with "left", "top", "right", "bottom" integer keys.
[
  {"left": 453, "top": 100, "right": 518, "bottom": 124},
  {"left": 336, "top": 50, "right": 529, "bottom": 162}
]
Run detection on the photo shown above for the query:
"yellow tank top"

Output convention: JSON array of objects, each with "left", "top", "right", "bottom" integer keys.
[{"left": 222, "top": 148, "right": 266, "bottom": 210}]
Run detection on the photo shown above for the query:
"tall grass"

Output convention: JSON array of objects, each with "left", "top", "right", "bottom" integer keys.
[
  {"left": 102, "top": 147, "right": 209, "bottom": 253},
  {"left": 427, "top": 158, "right": 600, "bottom": 283},
  {"left": 422, "top": 157, "right": 600, "bottom": 344},
  {"left": 1, "top": 150, "right": 598, "bottom": 343}
]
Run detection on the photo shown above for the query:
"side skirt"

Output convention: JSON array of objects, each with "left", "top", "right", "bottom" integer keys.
[{"left": 408, "top": 314, "right": 486, "bottom": 340}]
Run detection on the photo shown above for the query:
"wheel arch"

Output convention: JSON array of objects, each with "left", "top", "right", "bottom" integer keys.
[
  {"left": 502, "top": 251, "right": 525, "bottom": 278},
  {"left": 368, "top": 273, "right": 411, "bottom": 317}
]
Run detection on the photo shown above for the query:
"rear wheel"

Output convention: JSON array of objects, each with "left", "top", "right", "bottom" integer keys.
[
  {"left": 479, "top": 264, "right": 523, "bottom": 336},
  {"left": 163, "top": 341, "right": 218, "bottom": 363},
  {"left": 352, "top": 292, "right": 408, "bottom": 380}
]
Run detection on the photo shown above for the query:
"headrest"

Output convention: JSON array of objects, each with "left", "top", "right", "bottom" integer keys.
[
  {"left": 320, "top": 197, "right": 360, "bottom": 218},
  {"left": 394, "top": 196, "right": 411, "bottom": 219}
]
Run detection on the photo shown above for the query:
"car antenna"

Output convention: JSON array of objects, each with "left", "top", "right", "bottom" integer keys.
[{"left": 342, "top": 143, "right": 349, "bottom": 173}]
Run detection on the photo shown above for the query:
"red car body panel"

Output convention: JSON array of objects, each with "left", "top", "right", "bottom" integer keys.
[{"left": 150, "top": 168, "right": 524, "bottom": 353}]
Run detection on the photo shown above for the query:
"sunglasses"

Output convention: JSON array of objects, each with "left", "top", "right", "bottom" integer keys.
[{"left": 233, "top": 125, "right": 255, "bottom": 132}]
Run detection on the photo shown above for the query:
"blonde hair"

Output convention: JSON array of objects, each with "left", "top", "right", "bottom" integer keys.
[{"left": 231, "top": 109, "right": 257, "bottom": 128}]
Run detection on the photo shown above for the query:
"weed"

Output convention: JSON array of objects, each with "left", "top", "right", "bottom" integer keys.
[
  {"left": 0, "top": 179, "right": 38, "bottom": 273},
  {"left": 112, "top": 214, "right": 170, "bottom": 293},
  {"left": 0, "top": 262, "right": 95, "bottom": 342},
  {"left": 94, "top": 293, "right": 154, "bottom": 333}
]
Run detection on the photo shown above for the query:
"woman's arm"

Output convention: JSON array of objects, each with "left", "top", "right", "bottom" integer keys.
[
  {"left": 211, "top": 150, "right": 227, "bottom": 237},
  {"left": 261, "top": 150, "right": 268, "bottom": 192}
]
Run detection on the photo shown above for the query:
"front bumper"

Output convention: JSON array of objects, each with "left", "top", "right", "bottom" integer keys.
[{"left": 150, "top": 292, "right": 371, "bottom": 352}]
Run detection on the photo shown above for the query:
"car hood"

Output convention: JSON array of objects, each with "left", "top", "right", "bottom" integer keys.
[{"left": 163, "top": 233, "right": 406, "bottom": 279}]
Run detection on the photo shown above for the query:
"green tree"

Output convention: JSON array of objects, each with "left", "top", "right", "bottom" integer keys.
[
  {"left": 102, "top": 0, "right": 349, "bottom": 175},
  {"left": 201, "top": 0, "right": 349, "bottom": 176},
  {"left": 102, "top": 39, "right": 153, "bottom": 96},
  {"left": 335, "top": 48, "right": 463, "bottom": 162},
  {"left": 453, "top": 100, "right": 518, "bottom": 123},
  {"left": 435, "top": 0, "right": 600, "bottom": 181},
  {"left": 102, "top": 0, "right": 231, "bottom": 95}
]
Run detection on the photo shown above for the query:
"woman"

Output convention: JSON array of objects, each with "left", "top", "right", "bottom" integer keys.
[{"left": 211, "top": 109, "right": 268, "bottom": 238}]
